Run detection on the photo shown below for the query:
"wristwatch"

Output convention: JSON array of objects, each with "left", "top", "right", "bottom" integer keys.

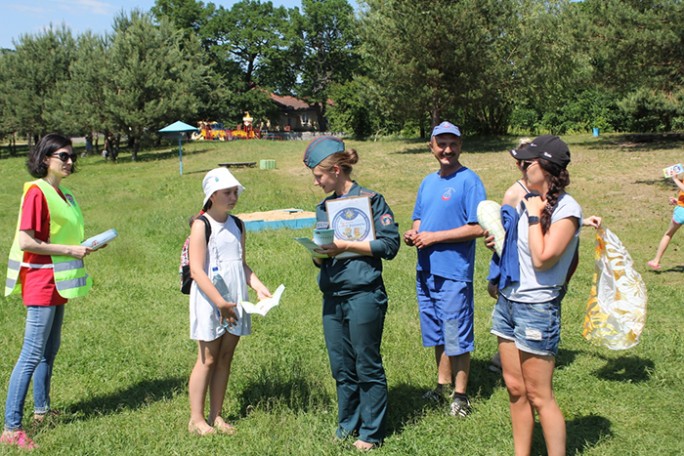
[{"left": 528, "top": 216, "right": 540, "bottom": 225}]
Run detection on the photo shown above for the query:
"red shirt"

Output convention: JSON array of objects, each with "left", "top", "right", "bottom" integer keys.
[{"left": 18, "top": 185, "right": 68, "bottom": 306}]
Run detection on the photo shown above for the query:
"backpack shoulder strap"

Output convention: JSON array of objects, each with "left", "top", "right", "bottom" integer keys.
[
  {"left": 197, "top": 215, "right": 211, "bottom": 244},
  {"left": 230, "top": 215, "right": 244, "bottom": 234}
]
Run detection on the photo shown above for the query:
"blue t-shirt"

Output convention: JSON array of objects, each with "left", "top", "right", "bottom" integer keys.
[{"left": 412, "top": 167, "right": 486, "bottom": 281}]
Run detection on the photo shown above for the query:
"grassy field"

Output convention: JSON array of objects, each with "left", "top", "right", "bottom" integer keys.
[{"left": 0, "top": 135, "right": 682, "bottom": 455}]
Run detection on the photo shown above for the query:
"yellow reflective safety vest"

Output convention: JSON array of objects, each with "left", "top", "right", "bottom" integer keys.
[{"left": 5, "top": 179, "right": 92, "bottom": 299}]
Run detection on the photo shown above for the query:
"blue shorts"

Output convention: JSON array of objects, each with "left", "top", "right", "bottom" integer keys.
[
  {"left": 673, "top": 206, "right": 684, "bottom": 225},
  {"left": 416, "top": 272, "right": 474, "bottom": 356},
  {"left": 490, "top": 292, "right": 563, "bottom": 357}
]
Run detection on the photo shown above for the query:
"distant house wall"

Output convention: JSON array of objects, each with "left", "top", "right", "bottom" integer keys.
[{"left": 267, "top": 94, "right": 321, "bottom": 132}]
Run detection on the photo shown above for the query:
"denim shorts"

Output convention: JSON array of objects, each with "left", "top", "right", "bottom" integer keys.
[
  {"left": 416, "top": 272, "right": 474, "bottom": 356},
  {"left": 490, "top": 293, "right": 563, "bottom": 357}
]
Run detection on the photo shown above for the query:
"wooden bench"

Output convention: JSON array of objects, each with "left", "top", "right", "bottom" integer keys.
[{"left": 218, "top": 161, "right": 257, "bottom": 168}]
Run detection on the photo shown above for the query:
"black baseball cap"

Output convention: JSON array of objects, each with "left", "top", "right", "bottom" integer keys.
[{"left": 509, "top": 135, "right": 571, "bottom": 168}]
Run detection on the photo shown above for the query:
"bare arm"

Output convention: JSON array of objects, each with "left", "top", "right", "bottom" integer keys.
[
  {"left": 581, "top": 216, "right": 602, "bottom": 228},
  {"left": 18, "top": 230, "right": 91, "bottom": 259},
  {"left": 673, "top": 175, "right": 684, "bottom": 192},
  {"left": 525, "top": 196, "right": 579, "bottom": 270}
]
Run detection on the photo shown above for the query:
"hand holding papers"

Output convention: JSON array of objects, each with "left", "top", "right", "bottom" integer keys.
[
  {"left": 295, "top": 237, "right": 328, "bottom": 258},
  {"left": 240, "top": 284, "right": 285, "bottom": 316},
  {"left": 663, "top": 163, "right": 684, "bottom": 178},
  {"left": 82, "top": 228, "right": 118, "bottom": 250},
  {"left": 295, "top": 196, "right": 376, "bottom": 259}
]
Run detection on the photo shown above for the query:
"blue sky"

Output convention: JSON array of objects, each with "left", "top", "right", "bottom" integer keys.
[{"left": 0, "top": 0, "right": 303, "bottom": 49}]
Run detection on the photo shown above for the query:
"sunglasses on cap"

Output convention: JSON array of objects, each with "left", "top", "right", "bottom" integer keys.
[
  {"left": 50, "top": 151, "right": 77, "bottom": 163},
  {"left": 519, "top": 160, "right": 537, "bottom": 171}
]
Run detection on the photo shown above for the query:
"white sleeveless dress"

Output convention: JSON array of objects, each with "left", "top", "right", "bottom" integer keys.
[{"left": 189, "top": 214, "right": 251, "bottom": 341}]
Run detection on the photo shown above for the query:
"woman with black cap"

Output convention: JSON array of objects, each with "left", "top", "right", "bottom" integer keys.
[
  {"left": 303, "top": 136, "right": 400, "bottom": 450},
  {"left": 489, "top": 135, "right": 582, "bottom": 456}
]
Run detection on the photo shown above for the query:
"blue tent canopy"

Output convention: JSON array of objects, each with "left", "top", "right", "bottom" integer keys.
[{"left": 159, "top": 121, "right": 199, "bottom": 175}]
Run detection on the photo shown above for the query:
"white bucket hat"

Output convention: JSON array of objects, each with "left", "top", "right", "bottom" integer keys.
[{"left": 202, "top": 167, "right": 245, "bottom": 207}]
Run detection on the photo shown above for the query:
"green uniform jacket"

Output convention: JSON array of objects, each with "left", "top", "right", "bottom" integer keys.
[{"left": 315, "top": 182, "right": 400, "bottom": 297}]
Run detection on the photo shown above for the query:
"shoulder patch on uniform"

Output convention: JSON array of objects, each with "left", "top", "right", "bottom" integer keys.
[{"left": 380, "top": 213, "right": 393, "bottom": 226}]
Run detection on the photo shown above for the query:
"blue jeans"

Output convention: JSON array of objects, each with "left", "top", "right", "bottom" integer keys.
[{"left": 4, "top": 305, "right": 64, "bottom": 430}]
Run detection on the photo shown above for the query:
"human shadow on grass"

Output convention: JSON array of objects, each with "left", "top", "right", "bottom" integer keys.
[
  {"left": 593, "top": 355, "right": 654, "bottom": 383},
  {"left": 236, "top": 377, "right": 333, "bottom": 417},
  {"left": 62, "top": 376, "right": 186, "bottom": 421},
  {"left": 385, "top": 358, "right": 505, "bottom": 436},
  {"left": 647, "top": 264, "right": 684, "bottom": 274},
  {"left": 529, "top": 414, "right": 612, "bottom": 455}
]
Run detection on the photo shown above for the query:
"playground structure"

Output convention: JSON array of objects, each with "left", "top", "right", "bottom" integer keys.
[{"left": 191, "top": 112, "right": 260, "bottom": 141}]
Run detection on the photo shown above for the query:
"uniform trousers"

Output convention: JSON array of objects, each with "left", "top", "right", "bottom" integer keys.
[{"left": 322, "top": 287, "right": 387, "bottom": 444}]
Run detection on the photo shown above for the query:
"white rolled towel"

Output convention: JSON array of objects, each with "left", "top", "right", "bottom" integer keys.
[{"left": 477, "top": 200, "right": 505, "bottom": 257}]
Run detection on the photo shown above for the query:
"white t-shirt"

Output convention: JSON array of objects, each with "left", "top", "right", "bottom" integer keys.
[{"left": 501, "top": 193, "right": 582, "bottom": 303}]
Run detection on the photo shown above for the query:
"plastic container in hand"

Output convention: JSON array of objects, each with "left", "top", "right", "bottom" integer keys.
[
  {"left": 81, "top": 228, "right": 118, "bottom": 250},
  {"left": 313, "top": 228, "right": 334, "bottom": 246},
  {"left": 477, "top": 200, "right": 505, "bottom": 257}
]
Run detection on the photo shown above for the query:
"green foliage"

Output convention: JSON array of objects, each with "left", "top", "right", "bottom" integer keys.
[
  {"left": 1, "top": 0, "right": 684, "bottom": 142},
  {"left": 0, "top": 26, "right": 77, "bottom": 139},
  {"left": 151, "top": 0, "right": 212, "bottom": 34},
  {"left": 104, "top": 10, "right": 211, "bottom": 158},
  {"left": 618, "top": 88, "right": 683, "bottom": 132},
  {"left": 45, "top": 32, "right": 109, "bottom": 137},
  {"left": 295, "top": 0, "right": 359, "bottom": 103},
  {"left": 326, "top": 78, "right": 375, "bottom": 138},
  {"left": 202, "top": 1, "right": 291, "bottom": 90}
]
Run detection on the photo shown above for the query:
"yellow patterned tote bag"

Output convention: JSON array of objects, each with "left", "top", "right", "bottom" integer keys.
[{"left": 582, "top": 226, "right": 647, "bottom": 350}]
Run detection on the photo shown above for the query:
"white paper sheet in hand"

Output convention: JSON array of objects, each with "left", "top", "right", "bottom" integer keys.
[{"left": 240, "top": 284, "right": 285, "bottom": 316}]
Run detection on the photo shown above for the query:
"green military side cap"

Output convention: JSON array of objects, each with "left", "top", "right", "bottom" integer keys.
[{"left": 303, "top": 136, "right": 345, "bottom": 168}]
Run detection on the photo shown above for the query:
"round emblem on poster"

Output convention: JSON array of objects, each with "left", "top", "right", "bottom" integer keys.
[{"left": 332, "top": 207, "right": 371, "bottom": 241}]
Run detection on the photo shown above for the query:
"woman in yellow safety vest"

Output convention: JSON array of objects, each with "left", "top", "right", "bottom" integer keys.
[{"left": 2, "top": 134, "right": 96, "bottom": 450}]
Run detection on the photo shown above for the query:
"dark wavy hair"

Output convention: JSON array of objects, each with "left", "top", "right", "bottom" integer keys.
[
  {"left": 538, "top": 158, "right": 570, "bottom": 233},
  {"left": 26, "top": 134, "right": 75, "bottom": 178}
]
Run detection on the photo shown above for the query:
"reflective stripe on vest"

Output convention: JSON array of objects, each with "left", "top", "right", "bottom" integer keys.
[
  {"left": 4, "top": 179, "right": 92, "bottom": 299},
  {"left": 5, "top": 258, "right": 18, "bottom": 291}
]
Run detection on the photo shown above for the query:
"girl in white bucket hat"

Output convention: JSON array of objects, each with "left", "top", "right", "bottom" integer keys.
[{"left": 187, "top": 167, "right": 271, "bottom": 436}]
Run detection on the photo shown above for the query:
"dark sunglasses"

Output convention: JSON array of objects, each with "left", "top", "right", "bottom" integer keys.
[
  {"left": 50, "top": 152, "right": 77, "bottom": 163},
  {"left": 520, "top": 160, "right": 536, "bottom": 171}
]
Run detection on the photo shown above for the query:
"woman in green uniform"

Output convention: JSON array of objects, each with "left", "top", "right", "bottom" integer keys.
[{"left": 303, "top": 136, "right": 400, "bottom": 450}]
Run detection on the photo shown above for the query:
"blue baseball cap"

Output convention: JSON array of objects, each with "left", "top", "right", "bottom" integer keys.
[
  {"left": 431, "top": 121, "right": 461, "bottom": 138},
  {"left": 303, "top": 136, "right": 345, "bottom": 168}
]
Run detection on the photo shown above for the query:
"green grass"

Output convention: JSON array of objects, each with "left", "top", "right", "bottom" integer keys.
[{"left": 1, "top": 135, "right": 683, "bottom": 455}]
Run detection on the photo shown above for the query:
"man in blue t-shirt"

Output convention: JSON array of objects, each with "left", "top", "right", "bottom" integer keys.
[{"left": 404, "top": 121, "right": 486, "bottom": 418}]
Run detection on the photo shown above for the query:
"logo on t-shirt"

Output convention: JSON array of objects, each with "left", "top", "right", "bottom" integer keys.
[{"left": 441, "top": 187, "right": 455, "bottom": 201}]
